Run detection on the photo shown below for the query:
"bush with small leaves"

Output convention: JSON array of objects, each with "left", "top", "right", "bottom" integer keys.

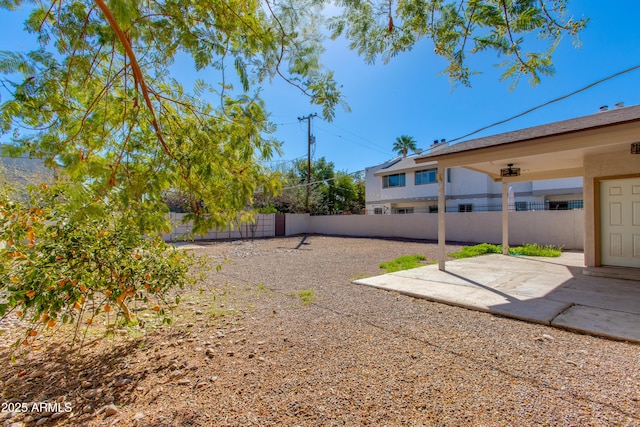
[{"left": 0, "top": 184, "right": 197, "bottom": 347}]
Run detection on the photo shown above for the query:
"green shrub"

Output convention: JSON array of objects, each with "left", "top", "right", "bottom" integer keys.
[
  {"left": 0, "top": 184, "right": 199, "bottom": 346},
  {"left": 379, "top": 254, "right": 426, "bottom": 272},
  {"left": 509, "top": 243, "right": 562, "bottom": 257},
  {"left": 449, "top": 243, "right": 561, "bottom": 259},
  {"left": 449, "top": 243, "right": 502, "bottom": 259},
  {"left": 297, "top": 289, "right": 315, "bottom": 305}
]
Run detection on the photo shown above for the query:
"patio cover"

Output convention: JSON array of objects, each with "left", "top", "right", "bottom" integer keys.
[{"left": 414, "top": 105, "right": 640, "bottom": 270}]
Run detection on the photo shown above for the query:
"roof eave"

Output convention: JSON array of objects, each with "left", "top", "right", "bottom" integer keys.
[{"left": 415, "top": 107, "right": 640, "bottom": 164}]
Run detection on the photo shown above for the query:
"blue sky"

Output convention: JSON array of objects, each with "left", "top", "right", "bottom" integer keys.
[
  {"left": 1, "top": 2, "right": 639, "bottom": 174},
  {"left": 263, "top": 1, "right": 640, "bottom": 173}
]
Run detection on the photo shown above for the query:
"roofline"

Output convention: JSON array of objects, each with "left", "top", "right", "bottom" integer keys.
[
  {"left": 367, "top": 152, "right": 431, "bottom": 171},
  {"left": 415, "top": 105, "right": 640, "bottom": 163},
  {"left": 373, "top": 160, "right": 437, "bottom": 176}
]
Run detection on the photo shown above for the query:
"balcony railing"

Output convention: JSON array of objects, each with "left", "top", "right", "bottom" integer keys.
[{"left": 366, "top": 200, "right": 584, "bottom": 215}]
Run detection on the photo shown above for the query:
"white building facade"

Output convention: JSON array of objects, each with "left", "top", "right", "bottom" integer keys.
[{"left": 365, "top": 144, "right": 583, "bottom": 214}]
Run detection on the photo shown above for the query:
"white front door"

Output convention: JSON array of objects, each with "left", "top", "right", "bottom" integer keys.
[{"left": 600, "top": 177, "right": 640, "bottom": 268}]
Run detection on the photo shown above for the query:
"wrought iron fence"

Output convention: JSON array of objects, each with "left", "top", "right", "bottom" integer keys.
[{"left": 365, "top": 200, "right": 584, "bottom": 215}]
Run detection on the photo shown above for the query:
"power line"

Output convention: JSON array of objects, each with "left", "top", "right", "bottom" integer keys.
[
  {"left": 325, "top": 122, "right": 392, "bottom": 152},
  {"left": 314, "top": 124, "right": 392, "bottom": 156},
  {"left": 272, "top": 122, "right": 301, "bottom": 128},
  {"left": 275, "top": 65, "right": 640, "bottom": 177},
  {"left": 447, "top": 64, "right": 640, "bottom": 144},
  {"left": 259, "top": 155, "right": 306, "bottom": 166},
  {"left": 280, "top": 168, "right": 365, "bottom": 191}
]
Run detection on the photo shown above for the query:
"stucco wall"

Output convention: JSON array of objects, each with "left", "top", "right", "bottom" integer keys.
[
  {"left": 508, "top": 210, "right": 584, "bottom": 249},
  {"left": 306, "top": 213, "right": 436, "bottom": 240},
  {"left": 533, "top": 177, "right": 583, "bottom": 192},
  {"left": 159, "top": 210, "right": 583, "bottom": 250},
  {"left": 584, "top": 147, "right": 640, "bottom": 266},
  {"left": 287, "top": 210, "right": 584, "bottom": 249},
  {"left": 285, "top": 214, "right": 310, "bottom": 237}
]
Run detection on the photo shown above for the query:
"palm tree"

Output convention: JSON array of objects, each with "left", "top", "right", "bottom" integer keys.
[{"left": 393, "top": 135, "right": 418, "bottom": 158}]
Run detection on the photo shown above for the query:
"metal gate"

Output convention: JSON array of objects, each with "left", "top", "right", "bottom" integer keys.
[{"left": 275, "top": 214, "right": 286, "bottom": 236}]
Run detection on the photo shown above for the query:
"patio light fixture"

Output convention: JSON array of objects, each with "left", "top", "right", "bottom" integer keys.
[
  {"left": 631, "top": 142, "right": 640, "bottom": 154},
  {"left": 500, "top": 164, "right": 521, "bottom": 177}
]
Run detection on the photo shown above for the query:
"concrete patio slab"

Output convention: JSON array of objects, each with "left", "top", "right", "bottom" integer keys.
[
  {"left": 354, "top": 253, "right": 640, "bottom": 343},
  {"left": 355, "top": 268, "right": 572, "bottom": 324},
  {"left": 552, "top": 305, "right": 640, "bottom": 342}
]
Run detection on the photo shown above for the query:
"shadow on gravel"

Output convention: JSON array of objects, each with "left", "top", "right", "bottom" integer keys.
[
  {"left": 0, "top": 339, "right": 147, "bottom": 425},
  {"left": 294, "top": 235, "right": 311, "bottom": 250}
]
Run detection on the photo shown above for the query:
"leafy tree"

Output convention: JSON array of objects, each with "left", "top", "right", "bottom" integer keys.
[
  {"left": 332, "top": 171, "right": 365, "bottom": 214},
  {"left": 256, "top": 164, "right": 308, "bottom": 214},
  {"left": 0, "top": 0, "right": 585, "bottom": 339},
  {"left": 0, "top": 0, "right": 587, "bottom": 220},
  {"left": 0, "top": 0, "right": 341, "bottom": 338},
  {"left": 330, "top": 0, "right": 587, "bottom": 87},
  {"left": 259, "top": 157, "right": 364, "bottom": 214},
  {"left": 0, "top": 0, "right": 341, "bottom": 233},
  {"left": 393, "top": 135, "right": 418, "bottom": 158}
]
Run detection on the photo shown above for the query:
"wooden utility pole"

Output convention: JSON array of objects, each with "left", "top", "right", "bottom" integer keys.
[{"left": 298, "top": 113, "right": 317, "bottom": 213}]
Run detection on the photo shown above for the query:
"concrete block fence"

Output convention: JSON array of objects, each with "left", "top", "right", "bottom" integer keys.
[
  {"left": 163, "top": 210, "right": 584, "bottom": 250},
  {"left": 162, "top": 213, "right": 277, "bottom": 242}
]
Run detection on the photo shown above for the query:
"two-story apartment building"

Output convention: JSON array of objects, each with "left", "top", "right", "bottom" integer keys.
[{"left": 365, "top": 142, "right": 583, "bottom": 214}]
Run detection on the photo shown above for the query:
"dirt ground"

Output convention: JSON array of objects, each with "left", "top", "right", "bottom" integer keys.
[{"left": 1, "top": 235, "right": 639, "bottom": 426}]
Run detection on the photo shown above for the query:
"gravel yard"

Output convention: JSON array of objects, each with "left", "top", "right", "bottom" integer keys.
[{"left": 1, "top": 235, "right": 639, "bottom": 426}]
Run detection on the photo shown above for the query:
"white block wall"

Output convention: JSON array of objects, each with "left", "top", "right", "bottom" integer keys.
[
  {"left": 161, "top": 210, "right": 583, "bottom": 250},
  {"left": 286, "top": 210, "right": 584, "bottom": 250}
]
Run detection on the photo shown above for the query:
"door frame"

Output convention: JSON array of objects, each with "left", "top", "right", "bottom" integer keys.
[{"left": 594, "top": 173, "right": 640, "bottom": 266}]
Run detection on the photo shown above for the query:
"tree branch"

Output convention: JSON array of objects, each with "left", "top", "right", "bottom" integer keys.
[
  {"left": 38, "top": 0, "right": 60, "bottom": 32},
  {"left": 63, "top": 5, "right": 97, "bottom": 97},
  {"left": 538, "top": 0, "right": 578, "bottom": 33},
  {"left": 263, "top": 0, "right": 314, "bottom": 98},
  {"left": 458, "top": 3, "right": 476, "bottom": 57},
  {"left": 93, "top": 0, "right": 174, "bottom": 159},
  {"left": 499, "top": 0, "right": 527, "bottom": 70}
]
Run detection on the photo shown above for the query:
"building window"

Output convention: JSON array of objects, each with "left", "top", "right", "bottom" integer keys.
[
  {"left": 395, "top": 207, "right": 414, "bottom": 214},
  {"left": 429, "top": 205, "right": 438, "bottom": 213},
  {"left": 415, "top": 168, "right": 437, "bottom": 185},
  {"left": 547, "top": 200, "right": 584, "bottom": 210},
  {"left": 374, "top": 207, "right": 383, "bottom": 215},
  {"left": 458, "top": 204, "right": 473, "bottom": 212},
  {"left": 515, "top": 201, "right": 528, "bottom": 211},
  {"left": 568, "top": 200, "right": 584, "bottom": 209},
  {"left": 383, "top": 173, "right": 406, "bottom": 188}
]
